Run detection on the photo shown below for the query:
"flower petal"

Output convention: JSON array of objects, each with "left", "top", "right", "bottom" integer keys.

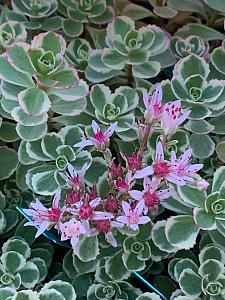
[
  {"left": 74, "top": 139, "right": 94, "bottom": 148},
  {"left": 129, "top": 190, "right": 143, "bottom": 201},
  {"left": 92, "top": 120, "right": 100, "bottom": 134},
  {"left": 105, "top": 122, "right": 117, "bottom": 137},
  {"left": 35, "top": 221, "right": 50, "bottom": 238},
  {"left": 133, "top": 166, "right": 153, "bottom": 179}
]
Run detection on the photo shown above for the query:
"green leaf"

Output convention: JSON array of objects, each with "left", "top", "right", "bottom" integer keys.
[
  {"left": 174, "top": 258, "right": 198, "bottom": 281},
  {"left": 132, "top": 61, "right": 161, "bottom": 79},
  {"left": 168, "top": 0, "right": 207, "bottom": 17},
  {"left": 0, "top": 287, "right": 15, "bottom": 300},
  {"left": 18, "top": 88, "right": 51, "bottom": 116},
  {"left": 7, "top": 43, "right": 34, "bottom": 75},
  {"left": 136, "top": 292, "right": 161, "bottom": 299},
  {"left": 212, "top": 167, "right": 225, "bottom": 192},
  {"left": 209, "top": 114, "right": 225, "bottom": 135},
  {"left": 216, "top": 141, "right": 225, "bottom": 163},
  {"left": 0, "top": 122, "right": 19, "bottom": 142},
  {"left": 153, "top": 6, "right": 177, "bottom": 18},
  {"left": 41, "top": 133, "right": 64, "bottom": 160},
  {"left": 35, "top": 32, "right": 65, "bottom": 56},
  {"left": 193, "top": 208, "right": 216, "bottom": 230},
  {"left": 122, "top": 3, "right": 154, "bottom": 20},
  {"left": 199, "top": 259, "right": 224, "bottom": 281},
  {"left": 0, "top": 55, "right": 34, "bottom": 87},
  {"left": 184, "top": 119, "right": 214, "bottom": 134},
  {"left": 102, "top": 49, "right": 126, "bottom": 70},
  {"left": 179, "top": 269, "right": 202, "bottom": 297},
  {"left": 199, "top": 245, "right": 225, "bottom": 264},
  {"left": 51, "top": 96, "right": 87, "bottom": 116},
  {"left": 211, "top": 47, "right": 225, "bottom": 75},
  {"left": 177, "top": 185, "right": 207, "bottom": 208},
  {"left": 19, "top": 261, "right": 40, "bottom": 288},
  {"left": 0, "top": 146, "right": 18, "bottom": 180},
  {"left": 2, "top": 238, "right": 31, "bottom": 259},
  {"left": 12, "top": 107, "right": 48, "bottom": 126},
  {"left": 29, "top": 258, "right": 47, "bottom": 283},
  {"left": 175, "top": 23, "right": 225, "bottom": 41},
  {"left": 152, "top": 220, "right": 178, "bottom": 253},
  {"left": 39, "top": 289, "right": 65, "bottom": 300},
  {"left": 74, "top": 236, "right": 99, "bottom": 262},
  {"left": 203, "top": 0, "right": 225, "bottom": 12},
  {"left": 1, "top": 251, "right": 26, "bottom": 274},
  {"left": 49, "top": 69, "right": 79, "bottom": 88},
  {"left": 13, "top": 290, "right": 39, "bottom": 300},
  {"left": 31, "top": 168, "right": 58, "bottom": 196},
  {"left": 62, "top": 19, "right": 83, "bottom": 37},
  {"left": 190, "top": 134, "right": 215, "bottom": 159},
  {"left": 165, "top": 215, "right": 200, "bottom": 250},
  {"left": 85, "top": 157, "right": 108, "bottom": 186},
  {"left": 105, "top": 250, "right": 131, "bottom": 280},
  {"left": 16, "top": 123, "right": 48, "bottom": 141},
  {"left": 122, "top": 252, "right": 146, "bottom": 272},
  {"left": 41, "top": 280, "right": 76, "bottom": 300}
]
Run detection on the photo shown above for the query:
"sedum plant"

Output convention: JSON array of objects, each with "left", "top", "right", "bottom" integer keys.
[{"left": 0, "top": 0, "right": 225, "bottom": 299}]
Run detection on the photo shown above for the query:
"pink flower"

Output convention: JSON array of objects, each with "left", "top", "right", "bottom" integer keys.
[
  {"left": 108, "top": 160, "right": 123, "bottom": 180},
  {"left": 60, "top": 163, "right": 88, "bottom": 191},
  {"left": 125, "top": 152, "right": 142, "bottom": 171},
  {"left": 60, "top": 219, "right": 86, "bottom": 248},
  {"left": 171, "top": 149, "right": 203, "bottom": 184},
  {"left": 66, "top": 191, "right": 81, "bottom": 205},
  {"left": 143, "top": 85, "right": 164, "bottom": 123},
  {"left": 24, "top": 189, "right": 63, "bottom": 238},
  {"left": 129, "top": 177, "right": 172, "bottom": 214},
  {"left": 74, "top": 121, "right": 117, "bottom": 151},
  {"left": 116, "top": 200, "right": 150, "bottom": 231},
  {"left": 161, "top": 100, "right": 190, "bottom": 135},
  {"left": 134, "top": 142, "right": 185, "bottom": 185},
  {"left": 114, "top": 171, "right": 135, "bottom": 193},
  {"left": 71, "top": 197, "right": 113, "bottom": 221},
  {"left": 92, "top": 219, "right": 123, "bottom": 247},
  {"left": 104, "top": 195, "right": 120, "bottom": 213}
]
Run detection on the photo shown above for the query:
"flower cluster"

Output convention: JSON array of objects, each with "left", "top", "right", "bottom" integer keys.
[{"left": 24, "top": 86, "right": 205, "bottom": 249}]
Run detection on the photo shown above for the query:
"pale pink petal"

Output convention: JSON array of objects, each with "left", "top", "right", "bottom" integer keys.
[
  {"left": 143, "top": 90, "right": 149, "bottom": 109},
  {"left": 35, "top": 221, "right": 50, "bottom": 238},
  {"left": 170, "top": 151, "right": 177, "bottom": 164},
  {"left": 92, "top": 120, "right": 100, "bottom": 134},
  {"left": 176, "top": 110, "right": 191, "bottom": 126},
  {"left": 135, "top": 200, "right": 145, "bottom": 215},
  {"left": 116, "top": 216, "right": 127, "bottom": 224},
  {"left": 143, "top": 176, "right": 151, "bottom": 191},
  {"left": 31, "top": 199, "right": 47, "bottom": 211},
  {"left": 80, "top": 162, "right": 88, "bottom": 178},
  {"left": 187, "top": 164, "right": 203, "bottom": 173},
  {"left": 138, "top": 216, "right": 150, "bottom": 224},
  {"left": 150, "top": 176, "right": 160, "bottom": 191},
  {"left": 59, "top": 172, "right": 68, "bottom": 182},
  {"left": 93, "top": 211, "right": 113, "bottom": 220},
  {"left": 105, "top": 122, "right": 117, "bottom": 137},
  {"left": 130, "top": 224, "right": 138, "bottom": 231},
  {"left": 129, "top": 190, "right": 143, "bottom": 201},
  {"left": 74, "top": 139, "right": 94, "bottom": 148},
  {"left": 90, "top": 197, "right": 101, "bottom": 208},
  {"left": 152, "top": 85, "right": 162, "bottom": 103},
  {"left": 111, "top": 221, "right": 124, "bottom": 228},
  {"left": 156, "top": 188, "right": 172, "bottom": 200},
  {"left": 155, "top": 142, "right": 164, "bottom": 161},
  {"left": 23, "top": 209, "right": 37, "bottom": 216},
  {"left": 67, "top": 162, "right": 76, "bottom": 178},
  {"left": 71, "top": 235, "right": 79, "bottom": 248},
  {"left": 178, "top": 149, "right": 192, "bottom": 164},
  {"left": 106, "top": 231, "right": 117, "bottom": 247},
  {"left": 133, "top": 166, "right": 154, "bottom": 179},
  {"left": 52, "top": 189, "right": 61, "bottom": 209},
  {"left": 166, "top": 173, "right": 186, "bottom": 186},
  {"left": 122, "top": 201, "right": 131, "bottom": 216}
]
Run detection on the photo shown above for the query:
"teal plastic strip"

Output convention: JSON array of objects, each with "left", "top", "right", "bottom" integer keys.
[{"left": 16, "top": 205, "right": 167, "bottom": 299}]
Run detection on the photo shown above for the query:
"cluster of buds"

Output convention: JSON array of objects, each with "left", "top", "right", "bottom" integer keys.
[{"left": 24, "top": 85, "right": 208, "bottom": 248}]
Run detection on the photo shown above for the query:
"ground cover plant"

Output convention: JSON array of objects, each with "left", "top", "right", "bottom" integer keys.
[{"left": 0, "top": 0, "right": 225, "bottom": 299}]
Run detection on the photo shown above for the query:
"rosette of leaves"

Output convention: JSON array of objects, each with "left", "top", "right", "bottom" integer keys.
[
  {"left": 87, "top": 280, "right": 141, "bottom": 299},
  {"left": 66, "top": 38, "right": 92, "bottom": 72},
  {"left": 164, "top": 54, "right": 224, "bottom": 158},
  {"left": 0, "top": 280, "right": 76, "bottom": 300},
  {"left": 169, "top": 244, "right": 225, "bottom": 299},
  {"left": 211, "top": 39, "right": 225, "bottom": 76},
  {"left": 58, "top": 0, "right": 113, "bottom": 38},
  {"left": 89, "top": 84, "right": 138, "bottom": 133},
  {"left": 86, "top": 16, "right": 170, "bottom": 82},
  {"left": 0, "top": 21, "right": 27, "bottom": 54},
  {"left": 0, "top": 31, "right": 89, "bottom": 141},
  {"left": 10, "top": 0, "right": 60, "bottom": 30},
  {"left": 152, "top": 166, "right": 225, "bottom": 251},
  {"left": 17, "top": 126, "right": 92, "bottom": 195},
  {"left": 102, "top": 16, "right": 170, "bottom": 78},
  {"left": 170, "top": 35, "right": 209, "bottom": 59},
  {"left": 0, "top": 237, "right": 48, "bottom": 290}
]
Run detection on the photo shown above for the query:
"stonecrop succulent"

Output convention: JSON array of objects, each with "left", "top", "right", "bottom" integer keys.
[{"left": 0, "top": 0, "right": 225, "bottom": 299}]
